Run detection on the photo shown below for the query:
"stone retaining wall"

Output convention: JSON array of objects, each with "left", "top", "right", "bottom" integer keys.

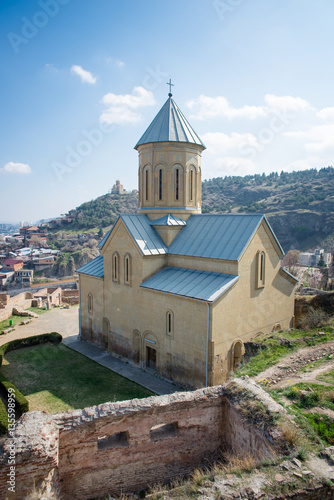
[{"left": 0, "top": 384, "right": 281, "bottom": 499}]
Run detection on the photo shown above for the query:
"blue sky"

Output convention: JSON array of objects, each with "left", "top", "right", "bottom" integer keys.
[{"left": 1, "top": 0, "right": 334, "bottom": 222}]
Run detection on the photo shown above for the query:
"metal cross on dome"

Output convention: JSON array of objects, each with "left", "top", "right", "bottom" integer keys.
[{"left": 167, "top": 78, "right": 174, "bottom": 96}]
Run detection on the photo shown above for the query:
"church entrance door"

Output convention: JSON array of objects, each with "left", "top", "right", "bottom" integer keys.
[{"left": 146, "top": 346, "right": 157, "bottom": 371}]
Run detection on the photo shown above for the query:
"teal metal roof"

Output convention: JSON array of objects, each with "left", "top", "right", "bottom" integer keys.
[
  {"left": 150, "top": 214, "right": 186, "bottom": 226},
  {"left": 168, "top": 214, "right": 283, "bottom": 260},
  {"left": 141, "top": 266, "right": 239, "bottom": 302},
  {"left": 99, "top": 213, "right": 283, "bottom": 261},
  {"left": 120, "top": 214, "right": 167, "bottom": 256},
  {"left": 134, "top": 96, "right": 206, "bottom": 150},
  {"left": 77, "top": 255, "right": 104, "bottom": 278}
]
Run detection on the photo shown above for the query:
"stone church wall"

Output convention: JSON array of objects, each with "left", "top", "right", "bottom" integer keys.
[{"left": 0, "top": 385, "right": 280, "bottom": 500}]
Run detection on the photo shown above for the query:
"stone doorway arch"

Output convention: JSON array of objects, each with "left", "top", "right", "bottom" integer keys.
[
  {"left": 231, "top": 340, "right": 245, "bottom": 371},
  {"left": 144, "top": 332, "right": 159, "bottom": 372}
]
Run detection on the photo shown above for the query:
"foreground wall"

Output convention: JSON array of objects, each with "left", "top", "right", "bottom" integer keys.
[{"left": 0, "top": 384, "right": 281, "bottom": 500}]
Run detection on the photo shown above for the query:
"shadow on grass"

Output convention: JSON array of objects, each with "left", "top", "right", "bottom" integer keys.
[{"left": 2, "top": 343, "right": 154, "bottom": 413}]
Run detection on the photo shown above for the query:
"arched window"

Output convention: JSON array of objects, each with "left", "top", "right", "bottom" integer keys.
[
  {"left": 124, "top": 253, "right": 131, "bottom": 285},
  {"left": 145, "top": 169, "right": 149, "bottom": 201},
  {"left": 175, "top": 168, "right": 179, "bottom": 200},
  {"left": 87, "top": 293, "right": 93, "bottom": 314},
  {"left": 188, "top": 166, "right": 196, "bottom": 203},
  {"left": 166, "top": 310, "right": 174, "bottom": 337},
  {"left": 190, "top": 169, "right": 194, "bottom": 201},
  {"left": 159, "top": 169, "right": 163, "bottom": 200},
  {"left": 112, "top": 252, "right": 119, "bottom": 283},
  {"left": 256, "top": 250, "right": 266, "bottom": 288}
]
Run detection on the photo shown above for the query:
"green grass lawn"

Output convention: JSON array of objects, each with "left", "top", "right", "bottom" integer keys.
[
  {"left": 235, "top": 324, "right": 334, "bottom": 378},
  {"left": 0, "top": 308, "right": 50, "bottom": 332},
  {"left": 2, "top": 343, "right": 154, "bottom": 413},
  {"left": 0, "top": 315, "right": 25, "bottom": 331}
]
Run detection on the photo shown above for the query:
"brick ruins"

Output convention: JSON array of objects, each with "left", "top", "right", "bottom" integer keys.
[{"left": 0, "top": 382, "right": 282, "bottom": 499}]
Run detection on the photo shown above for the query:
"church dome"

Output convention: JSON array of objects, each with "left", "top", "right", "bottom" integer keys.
[{"left": 134, "top": 96, "right": 205, "bottom": 150}]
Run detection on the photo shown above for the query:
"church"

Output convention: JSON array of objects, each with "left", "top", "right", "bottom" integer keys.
[{"left": 77, "top": 87, "right": 298, "bottom": 388}]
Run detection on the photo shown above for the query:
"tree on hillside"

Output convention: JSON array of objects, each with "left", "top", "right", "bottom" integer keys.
[
  {"left": 318, "top": 254, "right": 325, "bottom": 268},
  {"left": 282, "top": 250, "right": 300, "bottom": 275},
  {"left": 66, "top": 256, "right": 76, "bottom": 276}
]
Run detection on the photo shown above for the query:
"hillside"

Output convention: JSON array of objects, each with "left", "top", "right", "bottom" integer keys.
[{"left": 49, "top": 167, "right": 334, "bottom": 252}]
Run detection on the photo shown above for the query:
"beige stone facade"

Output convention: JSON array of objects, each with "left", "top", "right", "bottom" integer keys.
[{"left": 78, "top": 94, "right": 297, "bottom": 389}]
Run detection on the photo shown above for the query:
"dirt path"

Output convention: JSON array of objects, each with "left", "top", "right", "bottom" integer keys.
[
  {"left": 254, "top": 341, "right": 334, "bottom": 388},
  {"left": 0, "top": 307, "right": 79, "bottom": 346}
]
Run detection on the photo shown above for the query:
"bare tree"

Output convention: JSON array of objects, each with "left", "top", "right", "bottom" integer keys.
[{"left": 282, "top": 249, "right": 300, "bottom": 275}]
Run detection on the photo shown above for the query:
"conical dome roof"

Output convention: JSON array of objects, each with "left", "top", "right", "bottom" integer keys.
[{"left": 134, "top": 96, "right": 205, "bottom": 150}]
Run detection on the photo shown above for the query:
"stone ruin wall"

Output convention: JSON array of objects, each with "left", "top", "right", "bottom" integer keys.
[{"left": 0, "top": 385, "right": 279, "bottom": 500}]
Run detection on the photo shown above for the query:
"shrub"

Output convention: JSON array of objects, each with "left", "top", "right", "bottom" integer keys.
[
  {"left": 0, "top": 332, "right": 62, "bottom": 367},
  {"left": 304, "top": 413, "right": 334, "bottom": 445},
  {"left": 300, "top": 307, "right": 330, "bottom": 330},
  {"left": 0, "top": 372, "right": 29, "bottom": 414},
  {"left": 0, "top": 398, "right": 8, "bottom": 435}
]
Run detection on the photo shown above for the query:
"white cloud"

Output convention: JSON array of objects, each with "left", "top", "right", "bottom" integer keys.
[
  {"left": 317, "top": 107, "right": 334, "bottom": 121},
  {"left": 103, "top": 56, "right": 125, "bottom": 68},
  {"left": 187, "top": 95, "right": 266, "bottom": 120},
  {"left": 186, "top": 93, "right": 312, "bottom": 121},
  {"left": 1, "top": 162, "right": 32, "bottom": 174},
  {"left": 100, "top": 86, "right": 156, "bottom": 125},
  {"left": 202, "top": 132, "right": 258, "bottom": 154},
  {"left": 264, "top": 94, "right": 311, "bottom": 112},
  {"left": 304, "top": 124, "right": 334, "bottom": 153},
  {"left": 70, "top": 65, "right": 97, "bottom": 85}
]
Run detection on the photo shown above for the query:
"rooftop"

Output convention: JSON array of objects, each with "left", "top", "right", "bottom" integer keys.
[
  {"left": 141, "top": 266, "right": 239, "bottom": 302},
  {"left": 134, "top": 96, "right": 205, "bottom": 150},
  {"left": 76, "top": 255, "right": 104, "bottom": 278}
]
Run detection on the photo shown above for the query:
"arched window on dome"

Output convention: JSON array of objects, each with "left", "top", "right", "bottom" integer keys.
[
  {"left": 159, "top": 168, "right": 163, "bottom": 200},
  {"left": 145, "top": 169, "right": 149, "bottom": 201},
  {"left": 175, "top": 168, "right": 179, "bottom": 200},
  {"left": 188, "top": 166, "right": 196, "bottom": 203}
]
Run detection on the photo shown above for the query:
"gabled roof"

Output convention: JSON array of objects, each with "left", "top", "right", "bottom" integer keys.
[
  {"left": 76, "top": 255, "right": 104, "bottom": 278},
  {"left": 168, "top": 214, "right": 279, "bottom": 261},
  {"left": 120, "top": 214, "right": 167, "bottom": 256},
  {"left": 134, "top": 96, "right": 205, "bottom": 150},
  {"left": 141, "top": 266, "right": 239, "bottom": 302},
  {"left": 98, "top": 213, "right": 283, "bottom": 261},
  {"left": 3, "top": 259, "right": 24, "bottom": 265},
  {"left": 150, "top": 214, "right": 186, "bottom": 226}
]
